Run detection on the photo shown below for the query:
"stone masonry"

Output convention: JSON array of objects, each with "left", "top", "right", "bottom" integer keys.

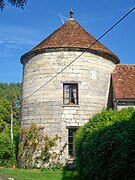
[
  {"left": 20, "top": 13, "right": 121, "bottom": 164},
  {"left": 21, "top": 48, "right": 116, "bottom": 160}
]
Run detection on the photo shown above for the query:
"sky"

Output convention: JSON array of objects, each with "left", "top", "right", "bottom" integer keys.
[{"left": 0, "top": 0, "right": 135, "bottom": 83}]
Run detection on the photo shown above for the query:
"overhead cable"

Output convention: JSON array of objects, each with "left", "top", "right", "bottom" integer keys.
[{"left": 23, "top": 6, "right": 135, "bottom": 101}]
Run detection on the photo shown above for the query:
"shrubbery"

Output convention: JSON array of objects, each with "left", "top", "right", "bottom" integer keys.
[
  {"left": 0, "top": 127, "right": 18, "bottom": 167},
  {"left": 75, "top": 108, "right": 135, "bottom": 180},
  {"left": 18, "top": 123, "right": 67, "bottom": 168}
]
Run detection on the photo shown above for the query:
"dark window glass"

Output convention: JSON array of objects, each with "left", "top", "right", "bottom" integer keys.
[
  {"left": 68, "top": 129, "right": 77, "bottom": 158},
  {"left": 118, "top": 101, "right": 135, "bottom": 106}
]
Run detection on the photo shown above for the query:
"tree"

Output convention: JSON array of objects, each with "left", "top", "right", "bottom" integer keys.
[
  {"left": 0, "top": 83, "right": 22, "bottom": 167},
  {"left": 0, "top": 98, "right": 11, "bottom": 131},
  {"left": 0, "top": 0, "right": 28, "bottom": 11},
  {"left": 0, "top": 83, "right": 22, "bottom": 125}
]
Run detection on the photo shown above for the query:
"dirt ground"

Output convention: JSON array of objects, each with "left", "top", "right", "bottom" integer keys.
[{"left": 0, "top": 176, "right": 4, "bottom": 180}]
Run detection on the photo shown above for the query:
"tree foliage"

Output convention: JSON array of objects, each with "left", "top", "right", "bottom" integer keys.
[
  {"left": 75, "top": 108, "right": 135, "bottom": 180},
  {"left": 0, "top": 127, "right": 16, "bottom": 166},
  {"left": 0, "top": 83, "right": 22, "bottom": 167},
  {"left": 0, "top": 0, "right": 28, "bottom": 11},
  {"left": 0, "top": 83, "right": 22, "bottom": 126}
]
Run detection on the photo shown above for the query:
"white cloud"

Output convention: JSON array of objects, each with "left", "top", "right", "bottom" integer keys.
[
  {"left": 0, "top": 24, "right": 40, "bottom": 58},
  {"left": 0, "top": 30, "right": 38, "bottom": 46},
  {"left": 49, "top": 10, "right": 68, "bottom": 24},
  {"left": 58, "top": 13, "right": 68, "bottom": 24}
]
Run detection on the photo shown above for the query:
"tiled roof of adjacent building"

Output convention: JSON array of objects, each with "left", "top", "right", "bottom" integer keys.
[
  {"left": 112, "top": 64, "right": 135, "bottom": 99},
  {"left": 28, "top": 17, "right": 119, "bottom": 64}
]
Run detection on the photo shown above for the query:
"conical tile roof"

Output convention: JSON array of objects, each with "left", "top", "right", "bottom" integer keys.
[{"left": 23, "top": 18, "right": 120, "bottom": 63}]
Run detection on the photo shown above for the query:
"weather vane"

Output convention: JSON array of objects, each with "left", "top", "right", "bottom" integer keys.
[{"left": 69, "top": 8, "right": 74, "bottom": 18}]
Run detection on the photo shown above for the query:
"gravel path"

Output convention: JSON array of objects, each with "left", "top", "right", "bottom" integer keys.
[{"left": 0, "top": 176, "right": 4, "bottom": 180}]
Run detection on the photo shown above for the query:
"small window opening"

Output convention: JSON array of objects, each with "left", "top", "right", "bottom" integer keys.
[
  {"left": 68, "top": 129, "right": 77, "bottom": 158},
  {"left": 63, "top": 83, "right": 78, "bottom": 105}
]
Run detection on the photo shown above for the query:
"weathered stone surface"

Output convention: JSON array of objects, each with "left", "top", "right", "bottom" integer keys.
[{"left": 21, "top": 49, "right": 116, "bottom": 162}]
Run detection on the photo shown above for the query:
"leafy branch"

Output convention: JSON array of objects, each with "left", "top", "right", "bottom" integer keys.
[{"left": 0, "top": 0, "right": 28, "bottom": 11}]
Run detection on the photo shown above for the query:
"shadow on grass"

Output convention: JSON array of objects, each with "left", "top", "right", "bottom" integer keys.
[{"left": 61, "top": 169, "right": 79, "bottom": 180}]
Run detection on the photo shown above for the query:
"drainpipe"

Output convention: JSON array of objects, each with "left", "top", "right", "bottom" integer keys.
[
  {"left": 116, "top": 100, "right": 118, "bottom": 111},
  {"left": 113, "top": 99, "right": 118, "bottom": 110}
]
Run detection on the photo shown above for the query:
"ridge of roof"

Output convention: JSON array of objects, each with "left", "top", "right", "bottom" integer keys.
[
  {"left": 29, "top": 18, "right": 120, "bottom": 64},
  {"left": 112, "top": 64, "right": 135, "bottom": 99}
]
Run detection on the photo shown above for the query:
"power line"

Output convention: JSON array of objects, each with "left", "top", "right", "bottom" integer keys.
[{"left": 23, "top": 6, "right": 135, "bottom": 102}]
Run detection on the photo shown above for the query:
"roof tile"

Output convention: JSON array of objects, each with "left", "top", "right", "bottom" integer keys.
[
  {"left": 30, "top": 18, "right": 119, "bottom": 63},
  {"left": 112, "top": 64, "right": 135, "bottom": 99}
]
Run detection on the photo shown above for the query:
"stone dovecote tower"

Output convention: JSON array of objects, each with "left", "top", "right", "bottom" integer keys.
[{"left": 21, "top": 10, "right": 120, "bottom": 163}]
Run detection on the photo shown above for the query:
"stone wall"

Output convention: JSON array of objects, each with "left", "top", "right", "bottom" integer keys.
[{"left": 21, "top": 48, "right": 116, "bottom": 160}]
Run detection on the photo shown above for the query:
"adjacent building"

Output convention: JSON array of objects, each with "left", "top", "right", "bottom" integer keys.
[{"left": 112, "top": 64, "right": 135, "bottom": 110}]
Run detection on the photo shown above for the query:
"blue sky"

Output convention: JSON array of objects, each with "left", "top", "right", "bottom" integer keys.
[{"left": 0, "top": 0, "right": 135, "bottom": 83}]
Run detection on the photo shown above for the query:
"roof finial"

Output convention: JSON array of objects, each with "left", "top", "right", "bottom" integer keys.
[{"left": 69, "top": 8, "right": 74, "bottom": 18}]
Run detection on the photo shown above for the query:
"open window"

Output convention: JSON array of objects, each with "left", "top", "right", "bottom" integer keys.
[{"left": 63, "top": 83, "right": 78, "bottom": 105}]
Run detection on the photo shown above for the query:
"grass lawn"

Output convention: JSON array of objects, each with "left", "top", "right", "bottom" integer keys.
[{"left": 0, "top": 167, "right": 78, "bottom": 180}]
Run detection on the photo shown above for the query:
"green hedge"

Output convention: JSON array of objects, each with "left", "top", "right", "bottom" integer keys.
[{"left": 75, "top": 108, "right": 135, "bottom": 180}]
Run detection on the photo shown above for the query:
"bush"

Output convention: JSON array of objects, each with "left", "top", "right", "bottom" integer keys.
[
  {"left": 18, "top": 123, "right": 67, "bottom": 168},
  {"left": 75, "top": 108, "right": 135, "bottom": 180},
  {"left": 0, "top": 129, "right": 16, "bottom": 167}
]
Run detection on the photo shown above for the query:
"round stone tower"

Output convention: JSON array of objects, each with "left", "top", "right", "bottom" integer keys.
[{"left": 21, "top": 11, "right": 120, "bottom": 162}]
